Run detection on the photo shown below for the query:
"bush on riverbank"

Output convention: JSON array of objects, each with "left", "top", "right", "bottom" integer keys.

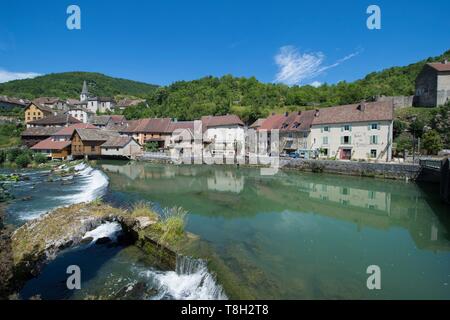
[{"left": 0, "top": 147, "right": 49, "bottom": 168}]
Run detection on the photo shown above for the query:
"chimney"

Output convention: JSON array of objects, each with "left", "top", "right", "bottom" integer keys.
[
  {"left": 357, "top": 102, "right": 366, "bottom": 112},
  {"left": 284, "top": 112, "right": 289, "bottom": 117},
  {"left": 314, "top": 109, "right": 320, "bottom": 117},
  {"left": 297, "top": 111, "right": 302, "bottom": 115},
  {"left": 445, "top": 59, "right": 449, "bottom": 64}
]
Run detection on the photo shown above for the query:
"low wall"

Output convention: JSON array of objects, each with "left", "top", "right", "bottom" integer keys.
[{"left": 281, "top": 159, "right": 421, "bottom": 180}]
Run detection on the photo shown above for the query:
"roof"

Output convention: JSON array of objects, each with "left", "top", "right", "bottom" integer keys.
[
  {"left": 167, "top": 121, "right": 195, "bottom": 132},
  {"left": 21, "top": 127, "right": 60, "bottom": 137},
  {"left": 31, "top": 138, "right": 71, "bottom": 151},
  {"left": 88, "top": 96, "right": 114, "bottom": 102},
  {"left": 81, "top": 81, "right": 89, "bottom": 94},
  {"left": 26, "top": 102, "right": 54, "bottom": 113},
  {"left": 249, "top": 118, "right": 266, "bottom": 129},
  {"left": 53, "top": 123, "right": 96, "bottom": 136},
  {"left": 90, "top": 115, "right": 125, "bottom": 126},
  {"left": 73, "top": 128, "right": 119, "bottom": 141},
  {"left": 0, "top": 96, "right": 29, "bottom": 107},
  {"left": 33, "top": 97, "right": 62, "bottom": 105},
  {"left": 101, "top": 136, "right": 134, "bottom": 148},
  {"left": 311, "top": 101, "right": 394, "bottom": 125},
  {"left": 427, "top": 62, "right": 450, "bottom": 72},
  {"left": 27, "top": 114, "right": 82, "bottom": 126},
  {"left": 201, "top": 115, "right": 244, "bottom": 128},
  {"left": 259, "top": 111, "right": 316, "bottom": 132},
  {"left": 118, "top": 118, "right": 172, "bottom": 133}
]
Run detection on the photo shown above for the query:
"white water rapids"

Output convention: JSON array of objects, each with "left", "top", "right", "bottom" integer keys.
[{"left": 140, "top": 255, "right": 228, "bottom": 300}]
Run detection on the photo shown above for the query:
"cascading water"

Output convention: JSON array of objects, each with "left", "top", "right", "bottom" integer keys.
[{"left": 140, "top": 255, "right": 227, "bottom": 300}]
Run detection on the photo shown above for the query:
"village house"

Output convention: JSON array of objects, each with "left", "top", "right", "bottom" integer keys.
[
  {"left": 118, "top": 118, "right": 172, "bottom": 148},
  {"left": 90, "top": 115, "right": 125, "bottom": 129},
  {"left": 167, "top": 120, "right": 195, "bottom": 156},
  {"left": 27, "top": 124, "right": 96, "bottom": 159},
  {"left": 26, "top": 113, "right": 82, "bottom": 128},
  {"left": 68, "top": 106, "right": 95, "bottom": 123},
  {"left": 0, "top": 96, "right": 29, "bottom": 111},
  {"left": 71, "top": 128, "right": 120, "bottom": 158},
  {"left": 310, "top": 101, "right": 394, "bottom": 161},
  {"left": 415, "top": 60, "right": 450, "bottom": 107},
  {"left": 33, "top": 97, "right": 67, "bottom": 111},
  {"left": 257, "top": 111, "right": 315, "bottom": 156},
  {"left": 20, "top": 127, "right": 60, "bottom": 147},
  {"left": 201, "top": 115, "right": 245, "bottom": 159},
  {"left": 100, "top": 136, "right": 143, "bottom": 159},
  {"left": 24, "top": 102, "right": 56, "bottom": 124}
]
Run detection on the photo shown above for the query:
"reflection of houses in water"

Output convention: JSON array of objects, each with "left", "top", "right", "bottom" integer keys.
[
  {"left": 307, "top": 183, "right": 391, "bottom": 215},
  {"left": 207, "top": 170, "right": 244, "bottom": 193},
  {"left": 100, "top": 163, "right": 145, "bottom": 180}
]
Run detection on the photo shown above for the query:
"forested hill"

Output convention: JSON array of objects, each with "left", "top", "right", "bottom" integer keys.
[
  {"left": 0, "top": 72, "right": 158, "bottom": 100},
  {"left": 123, "top": 49, "right": 450, "bottom": 122}
]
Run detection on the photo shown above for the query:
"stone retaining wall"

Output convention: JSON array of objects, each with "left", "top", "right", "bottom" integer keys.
[{"left": 281, "top": 159, "right": 421, "bottom": 180}]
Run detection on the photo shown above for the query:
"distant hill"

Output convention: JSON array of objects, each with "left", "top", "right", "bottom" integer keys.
[
  {"left": 0, "top": 72, "right": 158, "bottom": 100},
  {"left": 122, "top": 49, "right": 450, "bottom": 122}
]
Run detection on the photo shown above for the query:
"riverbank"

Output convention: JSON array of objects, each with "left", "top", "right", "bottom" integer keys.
[{"left": 136, "top": 155, "right": 422, "bottom": 180}]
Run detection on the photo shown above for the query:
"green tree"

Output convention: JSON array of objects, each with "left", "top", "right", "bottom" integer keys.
[
  {"left": 15, "top": 154, "right": 31, "bottom": 168},
  {"left": 395, "top": 132, "right": 413, "bottom": 155},
  {"left": 33, "top": 152, "right": 48, "bottom": 164},
  {"left": 422, "top": 130, "right": 443, "bottom": 155}
]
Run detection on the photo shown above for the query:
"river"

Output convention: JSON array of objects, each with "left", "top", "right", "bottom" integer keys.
[{"left": 2, "top": 161, "right": 450, "bottom": 299}]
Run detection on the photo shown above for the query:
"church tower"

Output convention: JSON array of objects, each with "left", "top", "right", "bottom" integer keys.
[{"left": 80, "top": 80, "right": 89, "bottom": 102}]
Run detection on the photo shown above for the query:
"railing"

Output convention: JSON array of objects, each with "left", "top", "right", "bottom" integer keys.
[{"left": 419, "top": 159, "right": 442, "bottom": 170}]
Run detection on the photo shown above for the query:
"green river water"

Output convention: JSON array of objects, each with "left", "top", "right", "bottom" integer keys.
[{"left": 97, "top": 161, "right": 450, "bottom": 299}]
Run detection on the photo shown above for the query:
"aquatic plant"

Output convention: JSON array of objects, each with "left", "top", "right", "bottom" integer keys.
[{"left": 156, "top": 207, "right": 187, "bottom": 246}]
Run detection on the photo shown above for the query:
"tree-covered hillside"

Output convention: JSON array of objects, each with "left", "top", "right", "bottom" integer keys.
[
  {"left": 0, "top": 72, "right": 158, "bottom": 100},
  {"left": 123, "top": 50, "right": 450, "bottom": 123}
]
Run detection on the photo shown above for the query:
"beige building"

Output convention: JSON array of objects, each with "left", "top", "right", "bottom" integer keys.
[
  {"left": 415, "top": 61, "right": 450, "bottom": 107},
  {"left": 310, "top": 101, "right": 394, "bottom": 161},
  {"left": 101, "top": 136, "right": 143, "bottom": 159}
]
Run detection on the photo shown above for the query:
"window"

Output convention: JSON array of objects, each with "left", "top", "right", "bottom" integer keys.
[
  {"left": 342, "top": 136, "right": 351, "bottom": 144},
  {"left": 324, "top": 126, "right": 329, "bottom": 132},
  {"left": 370, "top": 149, "right": 377, "bottom": 158},
  {"left": 322, "top": 148, "right": 328, "bottom": 156},
  {"left": 370, "top": 135, "right": 378, "bottom": 144},
  {"left": 370, "top": 123, "right": 379, "bottom": 130},
  {"left": 322, "top": 137, "right": 328, "bottom": 145},
  {"left": 288, "top": 132, "right": 293, "bottom": 138},
  {"left": 344, "top": 124, "right": 351, "bottom": 131}
]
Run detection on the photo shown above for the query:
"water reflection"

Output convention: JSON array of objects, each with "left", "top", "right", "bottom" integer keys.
[{"left": 99, "top": 161, "right": 450, "bottom": 253}]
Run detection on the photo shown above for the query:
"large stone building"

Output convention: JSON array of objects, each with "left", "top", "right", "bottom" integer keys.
[{"left": 415, "top": 60, "right": 450, "bottom": 107}]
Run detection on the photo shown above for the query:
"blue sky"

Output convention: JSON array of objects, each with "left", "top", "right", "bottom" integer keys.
[{"left": 0, "top": 0, "right": 449, "bottom": 86}]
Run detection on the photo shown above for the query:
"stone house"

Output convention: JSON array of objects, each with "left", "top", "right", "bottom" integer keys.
[
  {"left": 24, "top": 102, "right": 55, "bottom": 124},
  {"left": 68, "top": 106, "right": 95, "bottom": 123},
  {"left": 100, "top": 136, "right": 143, "bottom": 159},
  {"left": 415, "top": 61, "right": 450, "bottom": 107},
  {"left": 310, "top": 101, "right": 394, "bottom": 161}
]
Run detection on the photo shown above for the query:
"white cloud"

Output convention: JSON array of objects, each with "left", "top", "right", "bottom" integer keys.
[
  {"left": 309, "top": 81, "right": 322, "bottom": 88},
  {"left": 274, "top": 46, "right": 361, "bottom": 86},
  {"left": 0, "top": 69, "right": 41, "bottom": 83}
]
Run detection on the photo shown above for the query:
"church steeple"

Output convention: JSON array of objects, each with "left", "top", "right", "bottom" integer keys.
[{"left": 80, "top": 80, "right": 89, "bottom": 102}]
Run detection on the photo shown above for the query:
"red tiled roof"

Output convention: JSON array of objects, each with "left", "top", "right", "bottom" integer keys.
[
  {"left": 118, "top": 118, "right": 172, "bottom": 133},
  {"left": 167, "top": 121, "right": 195, "bottom": 132},
  {"left": 259, "top": 111, "right": 315, "bottom": 132},
  {"left": 31, "top": 138, "right": 71, "bottom": 151},
  {"left": 53, "top": 123, "right": 96, "bottom": 136},
  {"left": 201, "top": 115, "right": 244, "bottom": 128},
  {"left": 427, "top": 62, "right": 450, "bottom": 72},
  {"left": 101, "top": 136, "right": 134, "bottom": 148},
  {"left": 311, "top": 101, "right": 394, "bottom": 125}
]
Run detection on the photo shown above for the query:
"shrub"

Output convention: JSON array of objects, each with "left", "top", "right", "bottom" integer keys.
[
  {"left": 33, "top": 152, "right": 48, "bottom": 164},
  {"left": 7, "top": 148, "right": 22, "bottom": 162},
  {"left": 15, "top": 154, "right": 31, "bottom": 168},
  {"left": 130, "top": 201, "right": 158, "bottom": 220},
  {"left": 422, "top": 130, "right": 443, "bottom": 155},
  {"left": 157, "top": 207, "right": 187, "bottom": 245}
]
